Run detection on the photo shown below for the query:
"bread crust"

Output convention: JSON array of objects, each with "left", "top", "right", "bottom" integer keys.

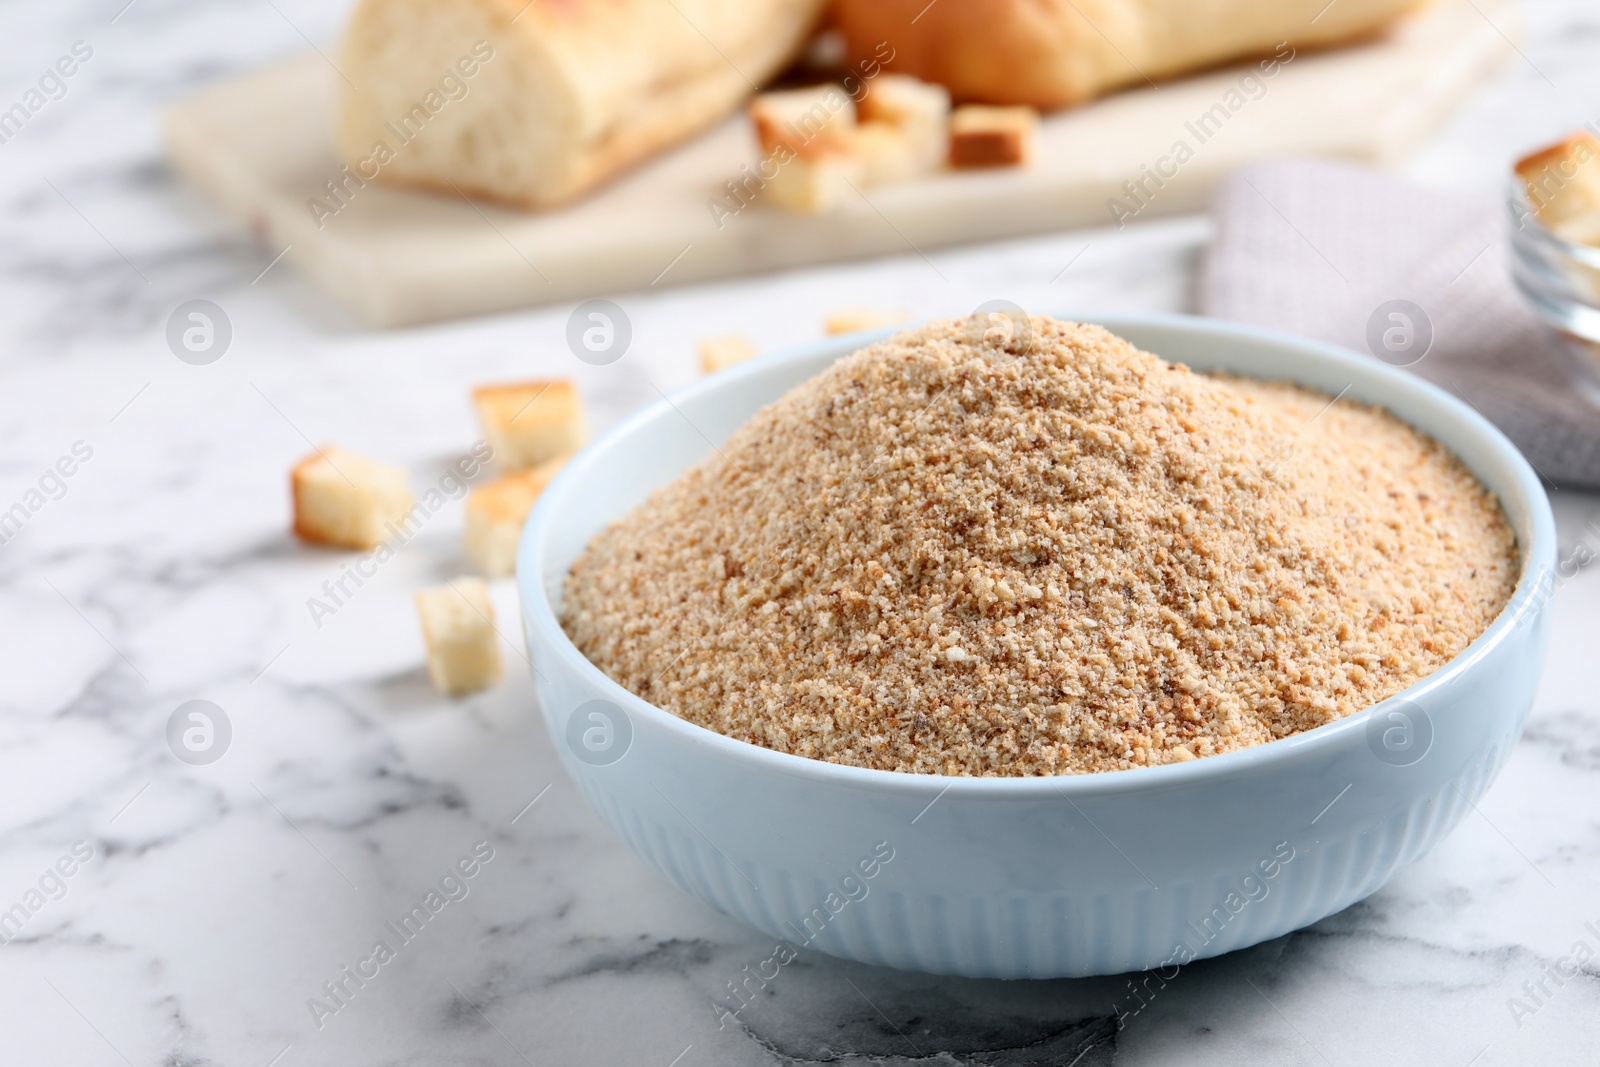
[{"left": 835, "top": 0, "right": 1429, "bottom": 109}]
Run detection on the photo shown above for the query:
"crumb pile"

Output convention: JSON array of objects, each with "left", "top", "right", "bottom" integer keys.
[{"left": 561, "top": 318, "right": 1518, "bottom": 776}]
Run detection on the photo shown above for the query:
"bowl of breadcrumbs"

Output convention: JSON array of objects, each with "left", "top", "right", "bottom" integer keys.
[{"left": 519, "top": 313, "right": 1554, "bottom": 979}]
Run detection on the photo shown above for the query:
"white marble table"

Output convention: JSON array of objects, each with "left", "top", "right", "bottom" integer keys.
[{"left": 3, "top": 2, "right": 1599, "bottom": 1065}]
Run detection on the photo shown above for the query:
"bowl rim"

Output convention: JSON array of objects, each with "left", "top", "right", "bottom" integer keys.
[{"left": 519, "top": 312, "right": 1555, "bottom": 798}]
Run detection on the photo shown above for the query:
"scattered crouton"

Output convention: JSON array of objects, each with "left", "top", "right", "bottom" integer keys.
[
  {"left": 748, "top": 76, "right": 955, "bottom": 215},
  {"left": 823, "top": 307, "right": 911, "bottom": 335},
  {"left": 849, "top": 122, "right": 922, "bottom": 186},
  {"left": 765, "top": 153, "right": 865, "bottom": 214},
  {"left": 948, "top": 106, "right": 1038, "bottom": 169},
  {"left": 749, "top": 85, "right": 857, "bottom": 160},
  {"left": 464, "top": 455, "right": 569, "bottom": 577},
  {"left": 291, "top": 446, "right": 413, "bottom": 550},
  {"left": 472, "top": 380, "right": 585, "bottom": 473},
  {"left": 415, "top": 578, "right": 503, "bottom": 695},
  {"left": 1515, "top": 132, "right": 1600, "bottom": 232},
  {"left": 860, "top": 74, "right": 951, "bottom": 130},
  {"left": 698, "top": 334, "right": 757, "bottom": 374},
  {"left": 859, "top": 74, "right": 950, "bottom": 171}
]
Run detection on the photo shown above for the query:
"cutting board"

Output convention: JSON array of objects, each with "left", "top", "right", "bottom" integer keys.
[{"left": 166, "top": 0, "right": 1517, "bottom": 328}]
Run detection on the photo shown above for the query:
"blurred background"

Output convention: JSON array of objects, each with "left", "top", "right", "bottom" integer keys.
[{"left": 2, "top": 0, "right": 1599, "bottom": 1064}]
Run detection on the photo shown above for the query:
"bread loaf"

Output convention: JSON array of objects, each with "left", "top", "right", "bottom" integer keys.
[
  {"left": 338, "top": 0, "right": 828, "bottom": 208},
  {"left": 834, "top": 0, "right": 1426, "bottom": 109}
]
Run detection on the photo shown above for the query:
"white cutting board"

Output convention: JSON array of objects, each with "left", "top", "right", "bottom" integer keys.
[{"left": 166, "top": 0, "right": 1517, "bottom": 328}]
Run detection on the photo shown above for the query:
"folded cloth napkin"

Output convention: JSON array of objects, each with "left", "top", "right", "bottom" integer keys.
[{"left": 1200, "top": 159, "right": 1600, "bottom": 490}]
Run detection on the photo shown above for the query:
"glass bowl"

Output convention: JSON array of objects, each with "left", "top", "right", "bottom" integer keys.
[{"left": 1508, "top": 179, "right": 1600, "bottom": 345}]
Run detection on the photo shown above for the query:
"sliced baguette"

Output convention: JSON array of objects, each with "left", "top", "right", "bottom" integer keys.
[{"left": 339, "top": 0, "right": 828, "bottom": 208}]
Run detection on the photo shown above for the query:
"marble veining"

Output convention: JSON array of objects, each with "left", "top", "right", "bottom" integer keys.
[{"left": 2, "top": 0, "right": 1600, "bottom": 1064}]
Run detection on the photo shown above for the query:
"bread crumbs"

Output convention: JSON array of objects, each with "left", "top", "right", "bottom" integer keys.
[{"left": 560, "top": 317, "right": 1518, "bottom": 776}]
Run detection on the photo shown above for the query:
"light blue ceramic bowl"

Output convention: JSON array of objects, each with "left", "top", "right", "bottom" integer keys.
[{"left": 519, "top": 313, "right": 1555, "bottom": 979}]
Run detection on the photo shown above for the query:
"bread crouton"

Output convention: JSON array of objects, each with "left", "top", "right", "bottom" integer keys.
[
  {"left": 472, "top": 380, "right": 585, "bottom": 472},
  {"left": 463, "top": 455, "right": 569, "bottom": 577},
  {"left": 1516, "top": 133, "right": 1600, "bottom": 231},
  {"left": 292, "top": 446, "right": 413, "bottom": 550},
  {"left": 823, "top": 307, "right": 910, "bottom": 335},
  {"left": 698, "top": 334, "right": 757, "bottom": 374},
  {"left": 749, "top": 85, "right": 857, "bottom": 160},
  {"left": 948, "top": 106, "right": 1037, "bottom": 169},
  {"left": 765, "top": 153, "right": 864, "bottom": 213},
  {"left": 858, "top": 74, "right": 949, "bottom": 171},
  {"left": 848, "top": 122, "right": 924, "bottom": 186},
  {"left": 415, "top": 578, "right": 503, "bottom": 695}
]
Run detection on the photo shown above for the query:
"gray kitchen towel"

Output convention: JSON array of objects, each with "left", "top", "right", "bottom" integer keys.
[{"left": 1200, "top": 159, "right": 1600, "bottom": 490}]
